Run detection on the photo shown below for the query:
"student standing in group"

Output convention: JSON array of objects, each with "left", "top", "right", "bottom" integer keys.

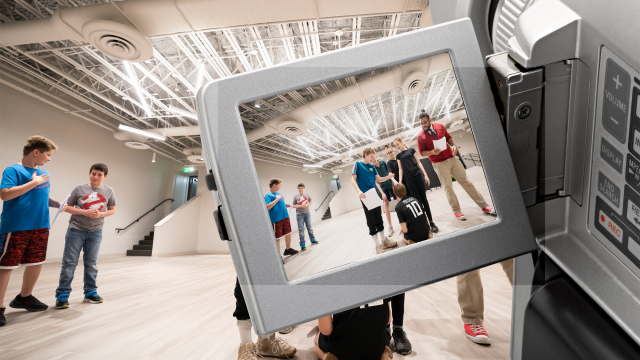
[
  {"left": 416, "top": 110, "right": 510, "bottom": 344},
  {"left": 0, "top": 136, "right": 66, "bottom": 327},
  {"left": 393, "top": 138, "right": 439, "bottom": 233},
  {"left": 292, "top": 183, "right": 319, "bottom": 251},
  {"left": 373, "top": 155, "right": 395, "bottom": 237},
  {"left": 265, "top": 178, "right": 298, "bottom": 258},
  {"left": 351, "top": 147, "right": 397, "bottom": 254},
  {"left": 54, "top": 163, "right": 116, "bottom": 309}
]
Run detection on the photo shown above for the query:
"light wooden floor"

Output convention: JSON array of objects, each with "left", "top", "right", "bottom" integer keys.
[
  {"left": 0, "top": 256, "right": 512, "bottom": 360},
  {"left": 283, "top": 169, "right": 496, "bottom": 280},
  {"left": 1, "top": 168, "right": 512, "bottom": 360}
]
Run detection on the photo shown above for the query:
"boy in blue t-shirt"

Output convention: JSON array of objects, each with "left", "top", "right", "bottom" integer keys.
[
  {"left": 264, "top": 178, "right": 298, "bottom": 258},
  {"left": 351, "top": 147, "right": 398, "bottom": 254},
  {"left": 0, "top": 136, "right": 66, "bottom": 327}
]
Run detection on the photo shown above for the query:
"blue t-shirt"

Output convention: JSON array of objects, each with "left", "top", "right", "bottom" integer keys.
[
  {"left": 353, "top": 161, "right": 378, "bottom": 193},
  {"left": 264, "top": 191, "right": 289, "bottom": 224},
  {"left": 0, "top": 164, "right": 51, "bottom": 234}
]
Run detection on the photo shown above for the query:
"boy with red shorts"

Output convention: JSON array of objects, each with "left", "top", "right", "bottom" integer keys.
[
  {"left": 0, "top": 136, "right": 66, "bottom": 326},
  {"left": 265, "top": 178, "right": 298, "bottom": 259}
]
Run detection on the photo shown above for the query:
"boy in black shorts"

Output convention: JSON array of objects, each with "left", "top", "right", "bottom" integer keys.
[{"left": 373, "top": 155, "right": 396, "bottom": 238}]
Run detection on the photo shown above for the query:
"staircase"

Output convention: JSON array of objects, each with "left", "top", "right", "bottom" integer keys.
[
  {"left": 322, "top": 207, "right": 332, "bottom": 220},
  {"left": 126, "top": 231, "right": 154, "bottom": 256}
]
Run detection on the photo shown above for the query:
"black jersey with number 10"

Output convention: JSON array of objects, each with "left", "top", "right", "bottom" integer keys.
[{"left": 395, "top": 196, "right": 431, "bottom": 242}]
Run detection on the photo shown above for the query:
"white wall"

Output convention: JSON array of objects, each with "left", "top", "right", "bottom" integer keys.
[
  {"left": 0, "top": 83, "right": 176, "bottom": 261},
  {"left": 452, "top": 131, "right": 479, "bottom": 156},
  {"left": 153, "top": 196, "right": 200, "bottom": 257},
  {"left": 254, "top": 160, "right": 332, "bottom": 228}
]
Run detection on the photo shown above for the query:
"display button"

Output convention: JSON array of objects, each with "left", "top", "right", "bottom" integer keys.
[
  {"left": 600, "top": 137, "right": 624, "bottom": 173},
  {"left": 598, "top": 210, "right": 624, "bottom": 242},
  {"left": 602, "top": 59, "right": 630, "bottom": 142},
  {"left": 628, "top": 232, "right": 640, "bottom": 261},
  {"left": 625, "top": 154, "right": 640, "bottom": 194},
  {"left": 598, "top": 171, "right": 621, "bottom": 207}
]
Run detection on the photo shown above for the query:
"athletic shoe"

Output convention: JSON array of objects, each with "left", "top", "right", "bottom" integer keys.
[
  {"left": 393, "top": 327, "right": 413, "bottom": 355},
  {"left": 405, "top": 239, "right": 416, "bottom": 245},
  {"left": 0, "top": 307, "right": 6, "bottom": 326},
  {"left": 464, "top": 324, "right": 492, "bottom": 344},
  {"left": 83, "top": 290, "right": 103, "bottom": 304},
  {"left": 283, "top": 248, "right": 299, "bottom": 256},
  {"left": 381, "top": 346, "right": 393, "bottom": 360},
  {"left": 482, "top": 206, "right": 496, "bottom": 215},
  {"left": 382, "top": 237, "right": 397, "bottom": 249},
  {"left": 55, "top": 293, "right": 70, "bottom": 309},
  {"left": 385, "top": 327, "right": 392, "bottom": 347},
  {"left": 300, "top": 246, "right": 307, "bottom": 251},
  {"left": 376, "top": 244, "right": 385, "bottom": 254},
  {"left": 256, "top": 333, "right": 297, "bottom": 358},
  {"left": 237, "top": 342, "right": 258, "bottom": 360},
  {"left": 311, "top": 239, "right": 319, "bottom": 245},
  {"left": 278, "top": 327, "right": 293, "bottom": 334},
  {"left": 387, "top": 227, "right": 395, "bottom": 237},
  {"left": 9, "top": 294, "right": 48, "bottom": 312},
  {"left": 430, "top": 222, "right": 440, "bottom": 233},
  {"left": 323, "top": 353, "right": 339, "bottom": 360},
  {"left": 454, "top": 212, "right": 466, "bottom": 220}
]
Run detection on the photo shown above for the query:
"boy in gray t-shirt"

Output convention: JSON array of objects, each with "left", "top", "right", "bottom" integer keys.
[
  {"left": 291, "top": 183, "right": 319, "bottom": 251},
  {"left": 55, "top": 163, "right": 116, "bottom": 309}
]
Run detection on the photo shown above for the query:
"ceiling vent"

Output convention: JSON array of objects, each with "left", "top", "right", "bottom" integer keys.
[
  {"left": 187, "top": 155, "right": 205, "bottom": 164},
  {"left": 125, "top": 141, "right": 150, "bottom": 150},
  {"left": 82, "top": 20, "right": 153, "bottom": 62},
  {"left": 402, "top": 71, "right": 428, "bottom": 97},
  {"left": 450, "top": 119, "right": 465, "bottom": 128},
  {"left": 332, "top": 169, "right": 343, "bottom": 173},
  {"left": 341, "top": 157, "right": 354, "bottom": 164},
  {"left": 308, "top": 170, "right": 318, "bottom": 174},
  {"left": 277, "top": 120, "right": 307, "bottom": 137}
]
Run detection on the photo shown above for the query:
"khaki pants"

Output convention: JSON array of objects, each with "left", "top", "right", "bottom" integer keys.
[
  {"left": 457, "top": 259, "right": 514, "bottom": 325},
  {"left": 432, "top": 157, "right": 488, "bottom": 213}
]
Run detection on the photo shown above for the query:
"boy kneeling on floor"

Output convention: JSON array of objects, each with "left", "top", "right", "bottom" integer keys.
[
  {"left": 393, "top": 183, "right": 433, "bottom": 245},
  {"left": 314, "top": 300, "right": 393, "bottom": 360}
]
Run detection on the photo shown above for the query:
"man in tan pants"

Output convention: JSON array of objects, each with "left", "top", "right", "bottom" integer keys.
[{"left": 416, "top": 110, "right": 510, "bottom": 344}]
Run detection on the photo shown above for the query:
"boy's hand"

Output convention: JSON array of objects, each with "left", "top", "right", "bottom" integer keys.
[
  {"left": 32, "top": 171, "right": 49, "bottom": 185},
  {"left": 60, "top": 203, "right": 68, "bottom": 212},
  {"left": 432, "top": 148, "right": 442, "bottom": 155},
  {"left": 359, "top": 191, "right": 366, "bottom": 199},
  {"left": 275, "top": 194, "right": 283, "bottom": 201},
  {"left": 388, "top": 172, "right": 395, "bottom": 178},
  {"left": 85, "top": 209, "right": 99, "bottom": 219}
]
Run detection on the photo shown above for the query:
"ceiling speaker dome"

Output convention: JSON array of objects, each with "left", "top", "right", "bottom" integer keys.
[
  {"left": 82, "top": 20, "right": 153, "bottom": 62},
  {"left": 341, "top": 157, "right": 354, "bottom": 164},
  {"left": 187, "top": 155, "right": 206, "bottom": 164},
  {"left": 308, "top": 170, "right": 318, "bottom": 174},
  {"left": 402, "top": 71, "right": 428, "bottom": 97},
  {"left": 277, "top": 120, "right": 307, "bottom": 137},
  {"left": 125, "top": 141, "right": 150, "bottom": 150}
]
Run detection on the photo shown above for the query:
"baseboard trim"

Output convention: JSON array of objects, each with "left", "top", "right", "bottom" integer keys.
[
  {"left": 46, "top": 253, "right": 126, "bottom": 264},
  {"left": 197, "top": 250, "right": 231, "bottom": 255},
  {"left": 152, "top": 251, "right": 198, "bottom": 257}
]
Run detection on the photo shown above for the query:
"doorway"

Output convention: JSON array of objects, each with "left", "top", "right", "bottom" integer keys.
[
  {"left": 187, "top": 176, "right": 198, "bottom": 201},
  {"left": 331, "top": 178, "right": 341, "bottom": 195}
]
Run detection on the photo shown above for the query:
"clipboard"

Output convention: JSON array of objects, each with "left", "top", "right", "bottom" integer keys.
[{"left": 51, "top": 194, "right": 70, "bottom": 226}]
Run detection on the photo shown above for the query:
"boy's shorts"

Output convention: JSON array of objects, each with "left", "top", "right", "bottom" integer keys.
[
  {"left": 382, "top": 189, "right": 396, "bottom": 201},
  {"left": 273, "top": 217, "right": 292, "bottom": 240},
  {"left": 0, "top": 228, "right": 49, "bottom": 269}
]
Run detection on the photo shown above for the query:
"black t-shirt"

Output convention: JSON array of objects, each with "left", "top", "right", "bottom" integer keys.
[
  {"left": 387, "top": 159, "right": 400, "bottom": 183},
  {"left": 396, "top": 196, "right": 431, "bottom": 242},
  {"left": 323, "top": 305, "right": 389, "bottom": 360},
  {"left": 397, "top": 148, "right": 421, "bottom": 179}
]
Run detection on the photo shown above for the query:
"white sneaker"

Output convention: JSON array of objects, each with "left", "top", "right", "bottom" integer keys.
[
  {"left": 382, "top": 237, "right": 397, "bottom": 249},
  {"left": 237, "top": 342, "right": 258, "bottom": 360},
  {"left": 387, "top": 227, "right": 395, "bottom": 237},
  {"left": 257, "top": 333, "right": 297, "bottom": 358}
]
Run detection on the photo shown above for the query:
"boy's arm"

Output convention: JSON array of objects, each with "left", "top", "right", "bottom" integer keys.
[
  {"left": 351, "top": 174, "right": 366, "bottom": 199},
  {"left": 48, "top": 197, "right": 67, "bottom": 212},
  {"left": 0, "top": 171, "right": 48, "bottom": 201},
  {"left": 266, "top": 195, "right": 282, "bottom": 210},
  {"left": 64, "top": 206, "right": 97, "bottom": 218},
  {"left": 291, "top": 197, "right": 302, "bottom": 208},
  {"left": 400, "top": 223, "right": 408, "bottom": 233},
  {"left": 376, "top": 182, "right": 387, "bottom": 201},
  {"left": 318, "top": 315, "right": 333, "bottom": 336},
  {"left": 97, "top": 206, "right": 115, "bottom": 219}
]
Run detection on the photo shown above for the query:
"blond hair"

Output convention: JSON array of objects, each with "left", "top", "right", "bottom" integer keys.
[
  {"left": 23, "top": 135, "right": 58, "bottom": 156},
  {"left": 269, "top": 178, "right": 282, "bottom": 188},
  {"left": 393, "top": 183, "right": 407, "bottom": 198},
  {"left": 362, "top": 147, "right": 375, "bottom": 158}
]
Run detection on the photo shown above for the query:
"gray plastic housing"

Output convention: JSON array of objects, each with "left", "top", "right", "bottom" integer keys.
[{"left": 196, "top": 19, "right": 536, "bottom": 335}]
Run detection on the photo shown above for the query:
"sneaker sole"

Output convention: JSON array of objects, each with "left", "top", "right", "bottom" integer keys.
[
  {"left": 8, "top": 301, "right": 47, "bottom": 312},
  {"left": 278, "top": 328, "right": 294, "bottom": 334},
  {"left": 465, "top": 334, "right": 491, "bottom": 344},
  {"left": 396, "top": 348, "right": 413, "bottom": 355},
  {"left": 55, "top": 304, "right": 69, "bottom": 309},
  {"left": 83, "top": 299, "right": 103, "bottom": 304}
]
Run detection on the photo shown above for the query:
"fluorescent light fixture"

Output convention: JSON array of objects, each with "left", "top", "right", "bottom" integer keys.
[
  {"left": 118, "top": 124, "right": 165, "bottom": 141},
  {"left": 124, "top": 62, "right": 151, "bottom": 117},
  {"left": 293, "top": 137, "right": 315, "bottom": 159},
  {"left": 346, "top": 129, "right": 377, "bottom": 142},
  {"left": 335, "top": 30, "right": 344, "bottom": 36},
  {"left": 250, "top": 49, "right": 258, "bottom": 55},
  {"left": 152, "top": 152, "right": 156, "bottom": 162},
  {"left": 195, "top": 63, "right": 206, "bottom": 90},
  {"left": 169, "top": 105, "right": 198, "bottom": 120},
  {"left": 349, "top": 147, "right": 353, "bottom": 156},
  {"left": 254, "top": 100, "right": 261, "bottom": 108},
  {"left": 318, "top": 152, "right": 340, "bottom": 156},
  {"left": 303, "top": 164, "right": 322, "bottom": 168}
]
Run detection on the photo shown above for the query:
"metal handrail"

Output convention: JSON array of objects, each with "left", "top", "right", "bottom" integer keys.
[
  {"left": 115, "top": 198, "right": 174, "bottom": 233},
  {"left": 315, "top": 191, "right": 334, "bottom": 211}
]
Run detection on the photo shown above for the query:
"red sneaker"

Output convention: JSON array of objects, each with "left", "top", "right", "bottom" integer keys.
[
  {"left": 454, "top": 212, "right": 466, "bottom": 220},
  {"left": 482, "top": 206, "right": 496, "bottom": 215},
  {"left": 464, "top": 324, "right": 491, "bottom": 344}
]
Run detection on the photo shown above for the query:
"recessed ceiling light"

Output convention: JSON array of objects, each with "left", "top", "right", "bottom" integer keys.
[
  {"left": 335, "top": 30, "right": 344, "bottom": 36},
  {"left": 250, "top": 49, "right": 258, "bottom": 55}
]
